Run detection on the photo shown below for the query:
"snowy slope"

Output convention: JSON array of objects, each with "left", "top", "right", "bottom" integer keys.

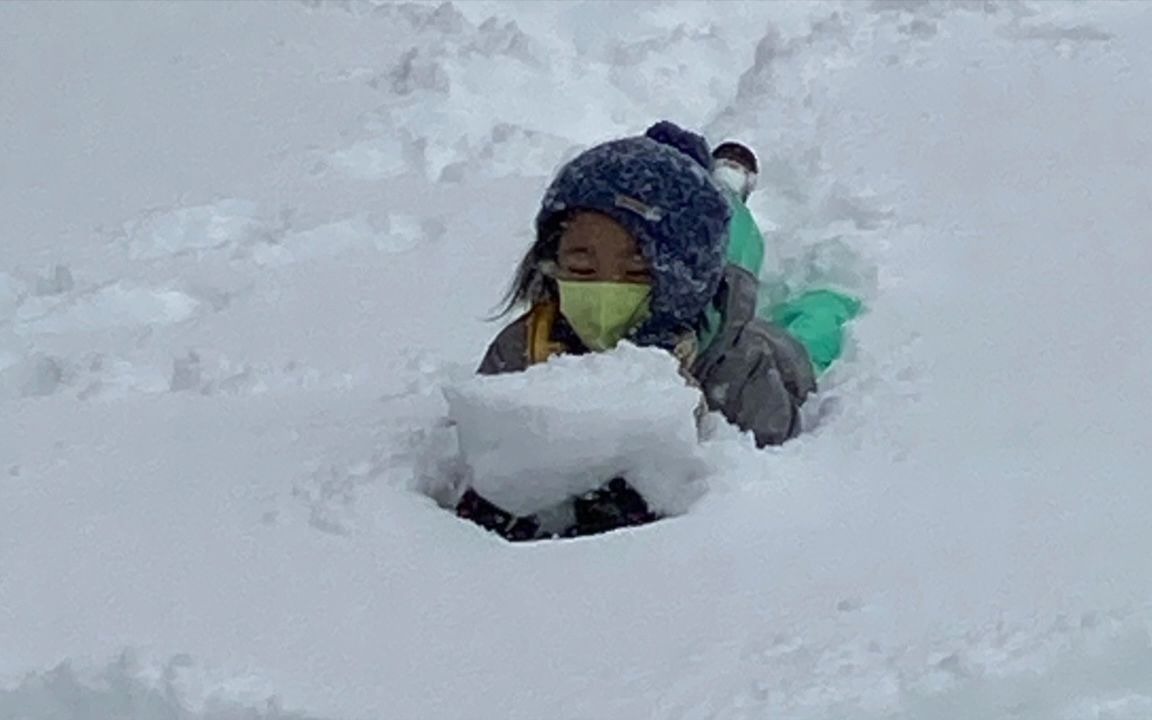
[{"left": 3, "top": 1, "right": 1152, "bottom": 718}]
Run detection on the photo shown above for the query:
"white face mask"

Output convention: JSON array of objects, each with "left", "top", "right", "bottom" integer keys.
[{"left": 712, "top": 160, "right": 757, "bottom": 201}]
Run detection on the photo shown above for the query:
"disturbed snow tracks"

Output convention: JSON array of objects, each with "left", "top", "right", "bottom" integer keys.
[{"left": 0, "top": 195, "right": 441, "bottom": 402}]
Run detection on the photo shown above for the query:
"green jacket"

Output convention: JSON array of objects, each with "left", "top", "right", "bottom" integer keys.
[
  {"left": 711, "top": 190, "right": 862, "bottom": 374},
  {"left": 725, "top": 191, "right": 766, "bottom": 280}
]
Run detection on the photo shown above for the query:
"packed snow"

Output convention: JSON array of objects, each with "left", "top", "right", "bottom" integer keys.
[
  {"left": 2, "top": 1, "right": 1151, "bottom": 719},
  {"left": 444, "top": 343, "right": 706, "bottom": 517}
]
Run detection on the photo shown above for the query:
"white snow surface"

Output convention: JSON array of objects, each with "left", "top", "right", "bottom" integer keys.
[{"left": 2, "top": 1, "right": 1152, "bottom": 718}]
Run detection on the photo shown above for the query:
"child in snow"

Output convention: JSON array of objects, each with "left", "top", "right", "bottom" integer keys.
[
  {"left": 456, "top": 121, "right": 817, "bottom": 541},
  {"left": 710, "top": 140, "right": 863, "bottom": 374}
]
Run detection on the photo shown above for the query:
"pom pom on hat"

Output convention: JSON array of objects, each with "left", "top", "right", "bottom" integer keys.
[{"left": 645, "top": 121, "right": 712, "bottom": 169}]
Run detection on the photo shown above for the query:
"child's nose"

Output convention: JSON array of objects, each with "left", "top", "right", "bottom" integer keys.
[{"left": 599, "top": 260, "right": 633, "bottom": 282}]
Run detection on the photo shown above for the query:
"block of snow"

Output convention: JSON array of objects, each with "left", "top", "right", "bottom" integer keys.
[{"left": 442, "top": 343, "right": 708, "bottom": 517}]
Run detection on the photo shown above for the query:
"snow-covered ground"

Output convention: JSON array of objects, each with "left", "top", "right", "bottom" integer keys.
[{"left": 3, "top": 1, "right": 1151, "bottom": 718}]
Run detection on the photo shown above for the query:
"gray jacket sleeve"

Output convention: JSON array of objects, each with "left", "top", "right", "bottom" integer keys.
[
  {"left": 691, "top": 266, "right": 816, "bottom": 447},
  {"left": 477, "top": 315, "right": 531, "bottom": 375}
]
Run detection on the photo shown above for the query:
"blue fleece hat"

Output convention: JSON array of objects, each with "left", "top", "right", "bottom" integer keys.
[{"left": 536, "top": 122, "right": 731, "bottom": 349}]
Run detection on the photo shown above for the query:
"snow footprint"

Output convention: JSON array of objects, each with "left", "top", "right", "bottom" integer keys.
[
  {"left": 14, "top": 282, "right": 201, "bottom": 336},
  {"left": 0, "top": 266, "right": 74, "bottom": 326},
  {"left": 0, "top": 353, "right": 66, "bottom": 399},
  {"left": 251, "top": 212, "right": 441, "bottom": 266},
  {"left": 322, "top": 133, "right": 422, "bottom": 180},
  {"left": 0, "top": 271, "right": 23, "bottom": 322},
  {"left": 123, "top": 199, "right": 269, "bottom": 261}
]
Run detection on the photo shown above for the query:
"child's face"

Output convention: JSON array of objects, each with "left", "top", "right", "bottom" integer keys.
[
  {"left": 556, "top": 212, "right": 651, "bottom": 285},
  {"left": 713, "top": 159, "right": 756, "bottom": 202}
]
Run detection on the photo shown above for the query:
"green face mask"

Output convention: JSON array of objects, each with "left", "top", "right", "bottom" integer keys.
[{"left": 556, "top": 280, "right": 652, "bottom": 351}]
